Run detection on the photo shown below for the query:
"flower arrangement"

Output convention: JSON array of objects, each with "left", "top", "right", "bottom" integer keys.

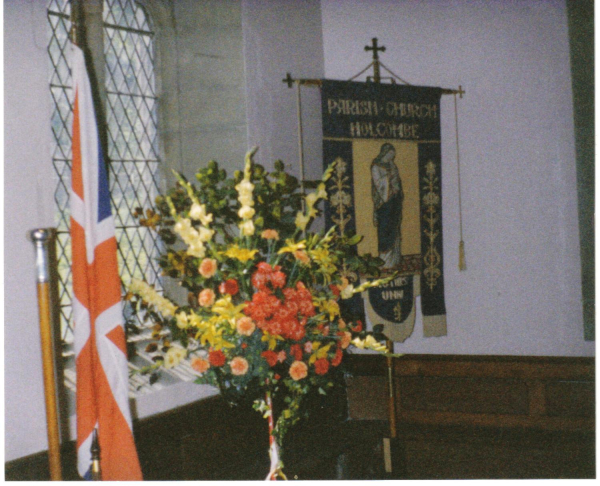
[{"left": 127, "top": 148, "right": 394, "bottom": 479}]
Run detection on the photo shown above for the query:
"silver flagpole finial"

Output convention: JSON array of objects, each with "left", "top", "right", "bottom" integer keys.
[{"left": 28, "top": 228, "right": 56, "bottom": 284}]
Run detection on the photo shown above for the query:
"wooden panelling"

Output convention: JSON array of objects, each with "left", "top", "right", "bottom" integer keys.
[
  {"left": 6, "top": 354, "right": 595, "bottom": 480},
  {"left": 389, "top": 355, "right": 595, "bottom": 433},
  {"left": 546, "top": 380, "right": 595, "bottom": 417},
  {"left": 346, "top": 375, "right": 388, "bottom": 420},
  {"left": 344, "top": 353, "right": 595, "bottom": 479},
  {"left": 398, "top": 424, "right": 595, "bottom": 479},
  {"left": 398, "top": 376, "right": 530, "bottom": 415}
]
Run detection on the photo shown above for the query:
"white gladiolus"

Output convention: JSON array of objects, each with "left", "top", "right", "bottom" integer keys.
[
  {"left": 173, "top": 215, "right": 214, "bottom": 257},
  {"left": 238, "top": 205, "right": 256, "bottom": 220},
  {"left": 189, "top": 203, "right": 213, "bottom": 226},
  {"left": 176, "top": 311, "right": 189, "bottom": 329},
  {"left": 187, "top": 242, "right": 206, "bottom": 258},
  {"left": 340, "top": 284, "right": 354, "bottom": 300},
  {"left": 295, "top": 212, "right": 310, "bottom": 231},
  {"left": 198, "top": 226, "right": 215, "bottom": 243},
  {"left": 235, "top": 154, "right": 255, "bottom": 237},
  {"left": 239, "top": 219, "right": 255, "bottom": 236},
  {"left": 236, "top": 179, "right": 254, "bottom": 198},
  {"left": 316, "top": 182, "right": 328, "bottom": 200},
  {"left": 164, "top": 346, "right": 187, "bottom": 369},
  {"left": 129, "top": 279, "right": 177, "bottom": 317},
  {"left": 305, "top": 192, "right": 318, "bottom": 207}
]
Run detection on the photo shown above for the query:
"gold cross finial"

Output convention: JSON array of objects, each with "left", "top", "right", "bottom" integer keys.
[
  {"left": 283, "top": 72, "right": 294, "bottom": 88},
  {"left": 365, "top": 37, "right": 386, "bottom": 61}
]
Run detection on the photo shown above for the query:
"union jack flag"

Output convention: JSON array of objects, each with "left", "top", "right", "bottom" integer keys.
[{"left": 70, "top": 43, "right": 143, "bottom": 481}]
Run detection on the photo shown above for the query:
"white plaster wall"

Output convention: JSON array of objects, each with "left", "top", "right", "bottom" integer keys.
[
  {"left": 242, "top": 0, "right": 325, "bottom": 182},
  {"left": 172, "top": 0, "right": 249, "bottom": 181},
  {"left": 320, "top": 0, "right": 592, "bottom": 357},
  {"left": 4, "top": 0, "right": 59, "bottom": 462}
]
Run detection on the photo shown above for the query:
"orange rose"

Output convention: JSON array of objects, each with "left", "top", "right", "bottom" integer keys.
[
  {"left": 199, "top": 258, "right": 218, "bottom": 278},
  {"left": 294, "top": 250, "right": 310, "bottom": 265},
  {"left": 289, "top": 360, "right": 308, "bottom": 381},
  {"left": 198, "top": 288, "right": 216, "bottom": 307},
  {"left": 340, "top": 331, "right": 352, "bottom": 349},
  {"left": 236, "top": 316, "right": 256, "bottom": 336},
  {"left": 230, "top": 356, "right": 249, "bottom": 376},
  {"left": 261, "top": 229, "right": 279, "bottom": 240},
  {"left": 190, "top": 357, "right": 210, "bottom": 374}
]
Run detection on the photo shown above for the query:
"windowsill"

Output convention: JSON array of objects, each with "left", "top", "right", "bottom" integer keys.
[
  {"left": 67, "top": 382, "right": 220, "bottom": 440},
  {"left": 131, "top": 381, "right": 220, "bottom": 420}
]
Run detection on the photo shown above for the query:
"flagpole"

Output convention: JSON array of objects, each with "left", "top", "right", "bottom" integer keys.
[{"left": 28, "top": 228, "right": 62, "bottom": 481}]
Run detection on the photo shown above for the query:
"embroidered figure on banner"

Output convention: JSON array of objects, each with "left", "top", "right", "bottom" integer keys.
[
  {"left": 320, "top": 79, "right": 448, "bottom": 342},
  {"left": 370, "top": 143, "right": 404, "bottom": 269}
]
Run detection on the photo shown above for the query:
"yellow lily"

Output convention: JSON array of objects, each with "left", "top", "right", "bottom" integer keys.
[
  {"left": 221, "top": 245, "right": 259, "bottom": 263},
  {"left": 351, "top": 335, "right": 387, "bottom": 352},
  {"left": 318, "top": 299, "right": 340, "bottom": 321},
  {"left": 309, "top": 247, "right": 336, "bottom": 279},
  {"left": 277, "top": 239, "right": 307, "bottom": 254},
  {"left": 261, "top": 331, "right": 284, "bottom": 350},
  {"left": 194, "top": 316, "right": 235, "bottom": 350},
  {"left": 309, "top": 342, "right": 332, "bottom": 364},
  {"left": 211, "top": 295, "right": 247, "bottom": 328}
]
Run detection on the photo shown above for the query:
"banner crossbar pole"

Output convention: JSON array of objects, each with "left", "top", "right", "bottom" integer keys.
[{"left": 283, "top": 73, "right": 465, "bottom": 98}]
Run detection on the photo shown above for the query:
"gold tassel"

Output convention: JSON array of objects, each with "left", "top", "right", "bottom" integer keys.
[{"left": 459, "top": 240, "right": 466, "bottom": 271}]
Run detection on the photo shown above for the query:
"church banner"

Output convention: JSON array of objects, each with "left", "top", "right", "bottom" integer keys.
[{"left": 321, "top": 79, "right": 447, "bottom": 341}]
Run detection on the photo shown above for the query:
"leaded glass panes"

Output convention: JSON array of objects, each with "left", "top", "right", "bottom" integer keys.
[
  {"left": 48, "top": 0, "right": 74, "bottom": 343},
  {"left": 48, "top": 0, "right": 163, "bottom": 353},
  {"left": 103, "top": 0, "right": 163, "bottom": 291}
]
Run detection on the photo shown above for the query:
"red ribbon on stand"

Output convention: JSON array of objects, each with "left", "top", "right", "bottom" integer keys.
[{"left": 265, "top": 390, "right": 281, "bottom": 481}]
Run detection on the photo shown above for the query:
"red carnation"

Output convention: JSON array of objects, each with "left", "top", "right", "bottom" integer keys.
[
  {"left": 251, "top": 271, "right": 269, "bottom": 290},
  {"left": 290, "top": 344, "right": 303, "bottom": 361},
  {"left": 352, "top": 320, "right": 363, "bottom": 332},
  {"left": 314, "top": 358, "right": 330, "bottom": 375},
  {"left": 252, "top": 262, "right": 287, "bottom": 291},
  {"left": 245, "top": 278, "right": 316, "bottom": 341},
  {"left": 256, "top": 262, "right": 273, "bottom": 273},
  {"left": 329, "top": 284, "right": 340, "bottom": 297},
  {"left": 219, "top": 279, "right": 239, "bottom": 296},
  {"left": 288, "top": 324, "right": 306, "bottom": 341},
  {"left": 208, "top": 350, "right": 226, "bottom": 367},
  {"left": 317, "top": 324, "right": 330, "bottom": 336},
  {"left": 271, "top": 271, "right": 286, "bottom": 289},
  {"left": 331, "top": 348, "right": 343, "bottom": 367},
  {"left": 261, "top": 350, "right": 279, "bottom": 367}
]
